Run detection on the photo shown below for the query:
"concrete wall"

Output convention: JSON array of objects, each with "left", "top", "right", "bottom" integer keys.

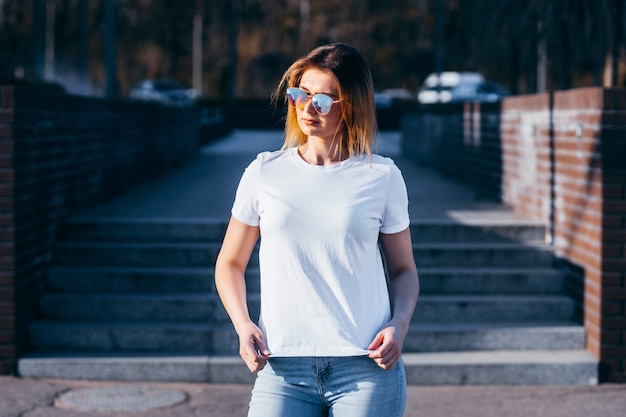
[
  {"left": 403, "top": 88, "right": 626, "bottom": 383},
  {"left": 0, "top": 85, "right": 199, "bottom": 374}
]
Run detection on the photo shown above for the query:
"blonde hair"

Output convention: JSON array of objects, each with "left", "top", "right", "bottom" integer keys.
[{"left": 272, "top": 43, "right": 378, "bottom": 157}]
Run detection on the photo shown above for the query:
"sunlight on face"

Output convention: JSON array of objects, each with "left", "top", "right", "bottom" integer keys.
[{"left": 295, "top": 69, "right": 342, "bottom": 141}]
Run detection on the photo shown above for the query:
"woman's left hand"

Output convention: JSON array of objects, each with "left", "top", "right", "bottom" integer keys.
[
  {"left": 370, "top": 228, "right": 419, "bottom": 371},
  {"left": 367, "top": 322, "right": 405, "bottom": 370}
]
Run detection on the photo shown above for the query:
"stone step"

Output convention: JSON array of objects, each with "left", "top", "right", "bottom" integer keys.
[
  {"left": 52, "top": 242, "right": 554, "bottom": 268},
  {"left": 53, "top": 242, "right": 227, "bottom": 268},
  {"left": 27, "top": 321, "right": 586, "bottom": 354},
  {"left": 412, "top": 242, "right": 555, "bottom": 267},
  {"left": 18, "top": 354, "right": 252, "bottom": 384},
  {"left": 414, "top": 267, "right": 564, "bottom": 295},
  {"left": 60, "top": 218, "right": 545, "bottom": 243},
  {"left": 46, "top": 266, "right": 563, "bottom": 295},
  {"left": 60, "top": 218, "right": 228, "bottom": 243},
  {"left": 39, "top": 293, "right": 233, "bottom": 323},
  {"left": 39, "top": 293, "right": 574, "bottom": 323},
  {"left": 409, "top": 221, "right": 546, "bottom": 243},
  {"left": 29, "top": 322, "right": 216, "bottom": 353},
  {"left": 402, "top": 322, "right": 585, "bottom": 352},
  {"left": 17, "top": 350, "right": 598, "bottom": 385},
  {"left": 401, "top": 351, "right": 598, "bottom": 385},
  {"left": 46, "top": 266, "right": 226, "bottom": 294},
  {"left": 413, "top": 295, "right": 575, "bottom": 323}
]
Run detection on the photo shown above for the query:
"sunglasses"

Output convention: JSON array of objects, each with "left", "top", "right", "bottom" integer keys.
[{"left": 286, "top": 87, "right": 341, "bottom": 115}]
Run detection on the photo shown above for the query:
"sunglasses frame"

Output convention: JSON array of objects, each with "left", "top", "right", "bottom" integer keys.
[{"left": 286, "top": 87, "right": 341, "bottom": 116}]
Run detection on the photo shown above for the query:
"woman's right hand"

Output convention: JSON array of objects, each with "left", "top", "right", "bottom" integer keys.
[
  {"left": 215, "top": 217, "right": 267, "bottom": 372},
  {"left": 237, "top": 321, "right": 271, "bottom": 373}
]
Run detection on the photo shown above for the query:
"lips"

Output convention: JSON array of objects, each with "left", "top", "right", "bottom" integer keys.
[{"left": 302, "top": 118, "right": 318, "bottom": 125}]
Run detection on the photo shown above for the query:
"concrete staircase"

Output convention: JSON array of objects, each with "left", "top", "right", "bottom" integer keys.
[{"left": 18, "top": 217, "right": 598, "bottom": 384}]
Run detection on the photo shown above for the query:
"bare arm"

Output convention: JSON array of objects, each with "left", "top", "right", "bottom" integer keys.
[
  {"left": 215, "top": 216, "right": 270, "bottom": 372},
  {"left": 367, "top": 227, "right": 420, "bottom": 370}
]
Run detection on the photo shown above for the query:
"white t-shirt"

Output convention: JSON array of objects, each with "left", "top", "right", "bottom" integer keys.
[{"left": 231, "top": 147, "right": 410, "bottom": 357}]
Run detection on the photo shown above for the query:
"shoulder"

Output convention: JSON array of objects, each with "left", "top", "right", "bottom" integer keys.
[
  {"left": 244, "top": 149, "right": 292, "bottom": 171},
  {"left": 252, "top": 148, "right": 292, "bottom": 165},
  {"left": 365, "top": 154, "right": 401, "bottom": 174}
]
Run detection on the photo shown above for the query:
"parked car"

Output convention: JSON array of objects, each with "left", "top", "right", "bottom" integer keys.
[
  {"left": 129, "top": 79, "right": 194, "bottom": 107},
  {"left": 474, "top": 81, "right": 509, "bottom": 103},
  {"left": 417, "top": 72, "right": 508, "bottom": 104},
  {"left": 375, "top": 88, "right": 415, "bottom": 109}
]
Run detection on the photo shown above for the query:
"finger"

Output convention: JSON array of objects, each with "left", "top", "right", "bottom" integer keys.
[
  {"left": 242, "top": 350, "right": 268, "bottom": 372},
  {"left": 374, "top": 353, "right": 398, "bottom": 370},
  {"left": 246, "top": 358, "right": 267, "bottom": 373},
  {"left": 240, "top": 342, "right": 259, "bottom": 360},
  {"left": 369, "top": 338, "right": 395, "bottom": 358},
  {"left": 253, "top": 335, "right": 271, "bottom": 357},
  {"left": 367, "top": 332, "right": 384, "bottom": 351},
  {"left": 371, "top": 344, "right": 400, "bottom": 368}
]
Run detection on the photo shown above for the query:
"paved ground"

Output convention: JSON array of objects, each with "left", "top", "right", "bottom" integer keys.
[
  {"left": 2, "top": 376, "right": 625, "bottom": 417},
  {"left": 76, "top": 129, "right": 531, "bottom": 224},
  {"left": 4, "top": 130, "right": 624, "bottom": 416}
]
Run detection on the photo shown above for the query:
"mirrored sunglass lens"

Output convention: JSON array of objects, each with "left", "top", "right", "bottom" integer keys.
[
  {"left": 287, "top": 88, "right": 306, "bottom": 108},
  {"left": 312, "top": 94, "right": 333, "bottom": 115}
]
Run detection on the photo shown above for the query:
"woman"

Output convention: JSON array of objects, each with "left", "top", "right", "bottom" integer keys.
[{"left": 215, "top": 43, "right": 419, "bottom": 417}]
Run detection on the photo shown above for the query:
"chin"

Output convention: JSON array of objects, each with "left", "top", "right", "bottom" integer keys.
[{"left": 297, "top": 123, "right": 315, "bottom": 136}]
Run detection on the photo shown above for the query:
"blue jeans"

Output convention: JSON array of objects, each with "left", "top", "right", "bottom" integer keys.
[{"left": 248, "top": 356, "right": 406, "bottom": 417}]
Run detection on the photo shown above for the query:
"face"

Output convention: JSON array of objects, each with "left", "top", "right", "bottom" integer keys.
[{"left": 294, "top": 69, "right": 343, "bottom": 141}]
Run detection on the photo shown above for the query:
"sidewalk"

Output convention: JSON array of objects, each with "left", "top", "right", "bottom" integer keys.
[
  {"left": 4, "top": 130, "right": 624, "bottom": 416},
  {"left": 2, "top": 375, "right": 625, "bottom": 416}
]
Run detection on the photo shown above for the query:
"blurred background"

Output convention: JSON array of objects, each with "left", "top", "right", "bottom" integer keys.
[{"left": 0, "top": 0, "right": 625, "bottom": 103}]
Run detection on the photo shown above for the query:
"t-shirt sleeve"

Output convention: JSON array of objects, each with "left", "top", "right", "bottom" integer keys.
[
  {"left": 380, "top": 162, "right": 410, "bottom": 234},
  {"left": 231, "top": 156, "right": 262, "bottom": 226}
]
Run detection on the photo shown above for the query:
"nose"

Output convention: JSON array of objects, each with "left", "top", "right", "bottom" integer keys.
[{"left": 302, "top": 97, "right": 317, "bottom": 114}]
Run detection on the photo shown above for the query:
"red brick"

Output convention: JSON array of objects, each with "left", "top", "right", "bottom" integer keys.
[
  {"left": 600, "top": 359, "right": 623, "bottom": 374},
  {"left": 604, "top": 201, "right": 626, "bottom": 212},
  {"left": 0, "top": 125, "right": 11, "bottom": 139},
  {"left": 0, "top": 258, "right": 14, "bottom": 269},
  {"left": 0, "top": 360, "right": 15, "bottom": 375},
  {"left": 604, "top": 186, "right": 625, "bottom": 199},
  {"left": 555, "top": 87, "right": 604, "bottom": 110},
  {"left": 601, "top": 346, "right": 626, "bottom": 357},
  {"left": 604, "top": 258, "right": 626, "bottom": 271},
  {"left": 604, "top": 317, "right": 626, "bottom": 329},
  {"left": 587, "top": 337, "right": 601, "bottom": 357},
  {"left": 0, "top": 214, "right": 14, "bottom": 227},
  {"left": 603, "top": 215, "right": 624, "bottom": 228},
  {"left": 0, "top": 329, "right": 13, "bottom": 343},
  {"left": 0, "top": 286, "right": 14, "bottom": 298},
  {"left": 0, "top": 316, "right": 15, "bottom": 329},
  {"left": 0, "top": 110, "right": 13, "bottom": 123},
  {"left": 601, "top": 329, "right": 624, "bottom": 344},
  {"left": 0, "top": 87, "right": 13, "bottom": 108},
  {"left": 0, "top": 346, "right": 15, "bottom": 357},
  {"left": 603, "top": 87, "right": 626, "bottom": 109},
  {"left": 601, "top": 300, "right": 625, "bottom": 313},
  {"left": 603, "top": 230, "right": 626, "bottom": 242},
  {"left": 602, "top": 272, "right": 624, "bottom": 286},
  {"left": 0, "top": 304, "right": 14, "bottom": 315},
  {"left": 603, "top": 243, "right": 624, "bottom": 257},
  {"left": 606, "top": 374, "right": 626, "bottom": 383},
  {"left": 0, "top": 272, "right": 14, "bottom": 285}
]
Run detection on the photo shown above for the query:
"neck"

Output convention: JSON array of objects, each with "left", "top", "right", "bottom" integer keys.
[{"left": 299, "top": 136, "right": 348, "bottom": 166}]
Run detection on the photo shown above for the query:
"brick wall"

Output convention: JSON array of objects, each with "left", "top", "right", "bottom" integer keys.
[
  {"left": 0, "top": 84, "right": 199, "bottom": 374},
  {"left": 403, "top": 87, "right": 626, "bottom": 383},
  {"left": 502, "top": 88, "right": 626, "bottom": 382}
]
